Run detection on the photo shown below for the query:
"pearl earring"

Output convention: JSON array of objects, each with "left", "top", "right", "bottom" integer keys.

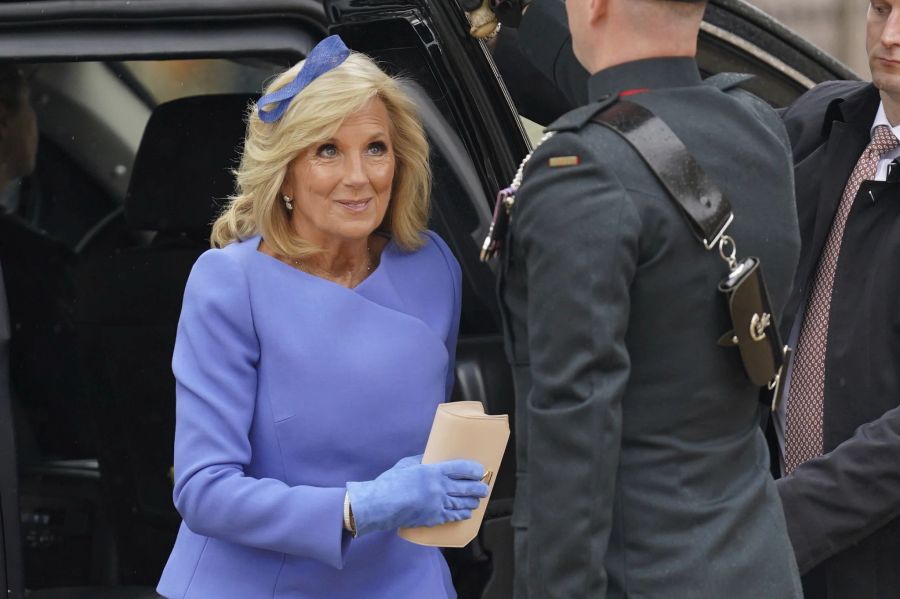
[{"left": 283, "top": 194, "right": 293, "bottom": 211}]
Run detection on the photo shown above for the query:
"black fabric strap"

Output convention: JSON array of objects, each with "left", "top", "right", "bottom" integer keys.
[{"left": 591, "top": 100, "right": 733, "bottom": 249}]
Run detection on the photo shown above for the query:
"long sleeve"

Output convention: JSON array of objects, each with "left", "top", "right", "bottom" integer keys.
[
  {"left": 170, "top": 249, "right": 348, "bottom": 569},
  {"left": 427, "top": 231, "right": 463, "bottom": 402},
  {"left": 514, "top": 132, "right": 640, "bottom": 597},
  {"left": 518, "top": 0, "right": 589, "bottom": 108},
  {"left": 777, "top": 403, "right": 900, "bottom": 573}
]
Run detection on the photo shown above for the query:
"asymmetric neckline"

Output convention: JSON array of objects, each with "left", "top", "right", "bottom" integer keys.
[{"left": 251, "top": 234, "right": 396, "bottom": 292}]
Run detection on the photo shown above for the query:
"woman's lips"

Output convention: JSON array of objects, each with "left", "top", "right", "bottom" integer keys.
[{"left": 336, "top": 198, "right": 372, "bottom": 213}]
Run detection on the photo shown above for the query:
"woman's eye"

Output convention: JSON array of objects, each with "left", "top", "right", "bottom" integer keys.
[
  {"left": 316, "top": 144, "right": 338, "bottom": 158},
  {"left": 367, "top": 141, "right": 388, "bottom": 156}
]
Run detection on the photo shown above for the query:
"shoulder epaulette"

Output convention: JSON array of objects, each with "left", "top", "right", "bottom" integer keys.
[
  {"left": 545, "top": 95, "right": 618, "bottom": 133},
  {"left": 703, "top": 72, "right": 754, "bottom": 92}
]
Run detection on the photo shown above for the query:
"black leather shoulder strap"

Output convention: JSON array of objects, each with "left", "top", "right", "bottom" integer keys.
[
  {"left": 591, "top": 100, "right": 733, "bottom": 249},
  {"left": 547, "top": 94, "right": 618, "bottom": 132}
]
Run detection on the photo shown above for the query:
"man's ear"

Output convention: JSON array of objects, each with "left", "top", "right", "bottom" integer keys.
[{"left": 587, "top": 0, "right": 609, "bottom": 25}]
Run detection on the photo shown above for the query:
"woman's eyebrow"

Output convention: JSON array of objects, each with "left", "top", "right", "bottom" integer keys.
[{"left": 329, "top": 132, "right": 389, "bottom": 143}]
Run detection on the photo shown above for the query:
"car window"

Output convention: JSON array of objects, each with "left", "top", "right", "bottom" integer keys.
[
  {"left": 121, "top": 59, "right": 281, "bottom": 106},
  {"left": 18, "top": 59, "right": 280, "bottom": 250},
  {"left": 6, "top": 56, "right": 285, "bottom": 453}
]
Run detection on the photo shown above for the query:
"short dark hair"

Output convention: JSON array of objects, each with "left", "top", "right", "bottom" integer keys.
[{"left": 0, "top": 64, "right": 28, "bottom": 114}]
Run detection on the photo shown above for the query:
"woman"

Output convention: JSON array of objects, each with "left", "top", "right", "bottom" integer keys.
[{"left": 157, "top": 36, "right": 489, "bottom": 598}]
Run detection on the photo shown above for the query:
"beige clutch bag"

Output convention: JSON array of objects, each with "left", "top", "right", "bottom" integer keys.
[{"left": 399, "top": 401, "right": 510, "bottom": 548}]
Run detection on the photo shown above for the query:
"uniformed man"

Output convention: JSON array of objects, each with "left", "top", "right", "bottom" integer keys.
[{"left": 497, "top": 1, "right": 804, "bottom": 597}]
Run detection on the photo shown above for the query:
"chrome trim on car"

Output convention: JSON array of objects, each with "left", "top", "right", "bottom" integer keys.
[{"left": 700, "top": 20, "right": 817, "bottom": 90}]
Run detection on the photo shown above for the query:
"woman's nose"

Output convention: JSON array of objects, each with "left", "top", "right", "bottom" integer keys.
[{"left": 342, "top": 154, "right": 369, "bottom": 187}]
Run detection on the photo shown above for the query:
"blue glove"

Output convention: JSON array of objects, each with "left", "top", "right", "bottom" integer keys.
[{"left": 346, "top": 455, "right": 490, "bottom": 537}]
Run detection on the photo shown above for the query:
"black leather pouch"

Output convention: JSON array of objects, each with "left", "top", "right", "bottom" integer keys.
[{"left": 718, "top": 257, "right": 790, "bottom": 407}]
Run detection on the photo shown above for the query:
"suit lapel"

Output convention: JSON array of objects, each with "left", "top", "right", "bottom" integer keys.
[{"left": 795, "top": 84, "right": 881, "bottom": 301}]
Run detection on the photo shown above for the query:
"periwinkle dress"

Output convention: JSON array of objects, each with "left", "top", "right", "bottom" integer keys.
[{"left": 156, "top": 230, "right": 462, "bottom": 599}]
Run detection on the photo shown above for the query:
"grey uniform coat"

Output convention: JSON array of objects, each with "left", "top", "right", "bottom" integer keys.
[{"left": 498, "top": 58, "right": 803, "bottom": 599}]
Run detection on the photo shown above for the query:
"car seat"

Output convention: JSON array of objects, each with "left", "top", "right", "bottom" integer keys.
[{"left": 72, "top": 93, "right": 255, "bottom": 584}]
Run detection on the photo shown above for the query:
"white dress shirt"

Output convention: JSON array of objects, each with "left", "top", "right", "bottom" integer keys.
[{"left": 871, "top": 102, "right": 900, "bottom": 180}]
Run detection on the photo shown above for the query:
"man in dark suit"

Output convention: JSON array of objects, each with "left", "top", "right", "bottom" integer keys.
[
  {"left": 772, "top": 1, "right": 900, "bottom": 596},
  {"left": 496, "top": 0, "right": 802, "bottom": 597},
  {"left": 491, "top": 1, "right": 900, "bottom": 597}
]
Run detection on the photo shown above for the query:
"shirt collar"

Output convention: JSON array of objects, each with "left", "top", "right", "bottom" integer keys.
[
  {"left": 870, "top": 101, "right": 900, "bottom": 141},
  {"left": 587, "top": 57, "right": 702, "bottom": 103}
]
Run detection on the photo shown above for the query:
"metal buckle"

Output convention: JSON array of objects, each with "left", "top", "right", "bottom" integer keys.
[
  {"left": 768, "top": 345, "right": 792, "bottom": 412},
  {"left": 480, "top": 187, "right": 516, "bottom": 262},
  {"left": 703, "top": 212, "right": 734, "bottom": 251},
  {"left": 480, "top": 470, "right": 494, "bottom": 485}
]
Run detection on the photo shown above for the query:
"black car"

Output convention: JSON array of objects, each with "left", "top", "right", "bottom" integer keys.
[{"left": 0, "top": 1, "right": 855, "bottom": 597}]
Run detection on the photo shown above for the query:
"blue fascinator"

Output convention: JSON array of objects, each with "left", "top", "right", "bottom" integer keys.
[{"left": 256, "top": 35, "right": 351, "bottom": 123}]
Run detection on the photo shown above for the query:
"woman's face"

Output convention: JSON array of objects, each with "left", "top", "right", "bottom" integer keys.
[{"left": 282, "top": 97, "right": 395, "bottom": 247}]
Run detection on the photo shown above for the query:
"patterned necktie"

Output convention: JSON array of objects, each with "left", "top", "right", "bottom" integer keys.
[{"left": 783, "top": 124, "right": 900, "bottom": 474}]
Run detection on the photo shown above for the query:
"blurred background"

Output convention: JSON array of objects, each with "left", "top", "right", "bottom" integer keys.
[{"left": 749, "top": 0, "right": 869, "bottom": 76}]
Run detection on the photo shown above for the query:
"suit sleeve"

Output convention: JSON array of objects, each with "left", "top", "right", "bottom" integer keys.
[
  {"left": 518, "top": 0, "right": 589, "bottom": 108},
  {"left": 425, "top": 230, "right": 463, "bottom": 401},
  {"left": 514, "top": 132, "right": 640, "bottom": 597},
  {"left": 171, "top": 250, "right": 349, "bottom": 568},
  {"left": 493, "top": 26, "right": 579, "bottom": 124},
  {"left": 777, "top": 404, "right": 900, "bottom": 574}
]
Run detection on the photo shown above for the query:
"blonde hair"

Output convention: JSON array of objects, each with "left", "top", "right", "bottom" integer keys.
[{"left": 211, "top": 52, "right": 431, "bottom": 257}]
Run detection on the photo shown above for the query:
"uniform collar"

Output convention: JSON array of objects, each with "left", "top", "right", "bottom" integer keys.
[{"left": 587, "top": 57, "right": 702, "bottom": 102}]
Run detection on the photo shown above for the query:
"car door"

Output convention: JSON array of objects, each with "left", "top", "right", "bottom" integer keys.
[{"left": 0, "top": 1, "right": 859, "bottom": 598}]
